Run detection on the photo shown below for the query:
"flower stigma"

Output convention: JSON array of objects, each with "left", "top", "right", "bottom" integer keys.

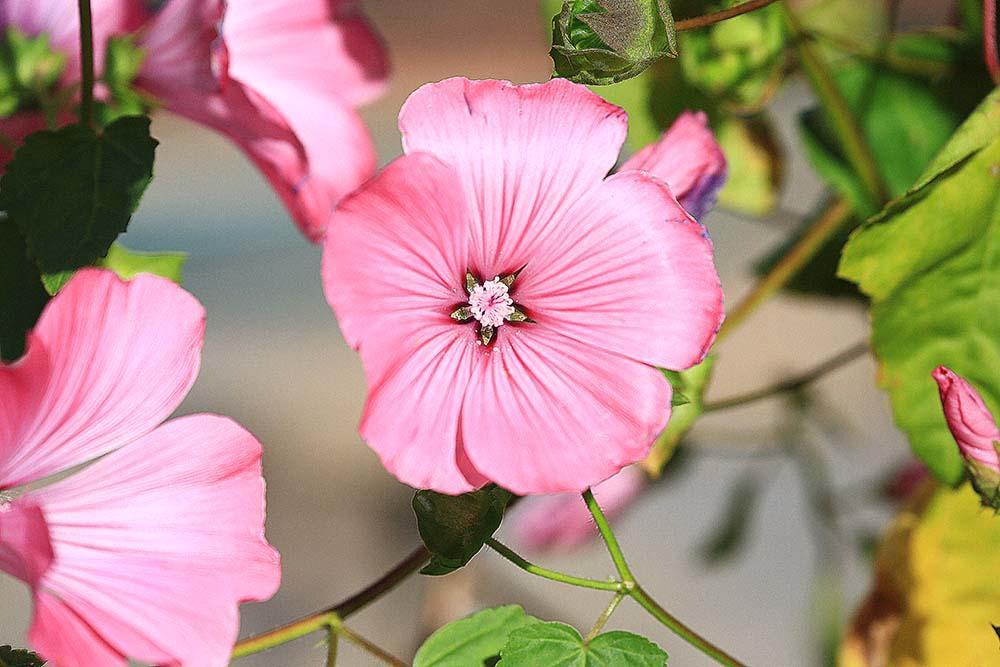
[{"left": 451, "top": 269, "right": 531, "bottom": 346}]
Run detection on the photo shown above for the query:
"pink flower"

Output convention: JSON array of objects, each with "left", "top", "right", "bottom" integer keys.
[
  {"left": 511, "top": 466, "right": 647, "bottom": 551},
  {"left": 932, "top": 366, "right": 1000, "bottom": 474},
  {"left": 620, "top": 110, "right": 727, "bottom": 220},
  {"left": 323, "top": 78, "right": 725, "bottom": 495},
  {"left": 0, "top": 269, "right": 280, "bottom": 666},
  {"left": 0, "top": 0, "right": 388, "bottom": 241}
]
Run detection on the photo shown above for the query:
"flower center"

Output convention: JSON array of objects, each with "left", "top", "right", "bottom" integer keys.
[
  {"left": 451, "top": 270, "right": 531, "bottom": 346},
  {"left": 468, "top": 278, "right": 514, "bottom": 328}
]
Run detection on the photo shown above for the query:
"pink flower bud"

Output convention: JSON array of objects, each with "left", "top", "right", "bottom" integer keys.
[{"left": 933, "top": 366, "right": 1000, "bottom": 508}]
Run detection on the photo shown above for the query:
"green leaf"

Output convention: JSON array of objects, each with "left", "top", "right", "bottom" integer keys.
[
  {"left": 99, "top": 243, "right": 186, "bottom": 283},
  {"left": 550, "top": 0, "right": 677, "bottom": 85},
  {"left": 714, "top": 115, "right": 783, "bottom": 217},
  {"left": 498, "top": 623, "right": 667, "bottom": 666},
  {"left": 0, "top": 27, "right": 66, "bottom": 117},
  {"left": 838, "top": 88, "right": 1000, "bottom": 484},
  {"left": 96, "top": 36, "right": 154, "bottom": 125},
  {"left": 642, "top": 355, "right": 714, "bottom": 476},
  {"left": 0, "top": 646, "right": 45, "bottom": 667},
  {"left": 697, "top": 473, "right": 760, "bottom": 565},
  {"left": 0, "top": 215, "right": 48, "bottom": 361},
  {"left": 0, "top": 115, "right": 156, "bottom": 274},
  {"left": 414, "top": 605, "right": 541, "bottom": 667},
  {"left": 413, "top": 484, "right": 513, "bottom": 575}
]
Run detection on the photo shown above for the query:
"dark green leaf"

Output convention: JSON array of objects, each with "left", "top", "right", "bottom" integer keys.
[
  {"left": 414, "top": 605, "right": 541, "bottom": 667},
  {"left": 0, "top": 646, "right": 45, "bottom": 667},
  {"left": 413, "top": 484, "right": 513, "bottom": 575},
  {"left": 0, "top": 115, "right": 156, "bottom": 274},
  {"left": 838, "top": 88, "right": 1000, "bottom": 484},
  {"left": 0, "top": 215, "right": 48, "bottom": 361},
  {"left": 643, "top": 355, "right": 714, "bottom": 475},
  {"left": 697, "top": 474, "right": 760, "bottom": 565},
  {"left": 550, "top": 0, "right": 676, "bottom": 85},
  {"left": 498, "top": 623, "right": 667, "bottom": 666}
]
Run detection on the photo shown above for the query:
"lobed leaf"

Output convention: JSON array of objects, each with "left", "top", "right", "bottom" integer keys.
[
  {"left": 414, "top": 605, "right": 541, "bottom": 667},
  {"left": 498, "top": 622, "right": 667, "bottom": 666}
]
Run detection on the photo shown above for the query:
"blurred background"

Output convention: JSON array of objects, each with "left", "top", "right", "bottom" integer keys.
[{"left": 1, "top": 0, "right": 960, "bottom": 664}]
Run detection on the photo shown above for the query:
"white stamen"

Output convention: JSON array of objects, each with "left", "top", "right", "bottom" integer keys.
[{"left": 468, "top": 277, "right": 515, "bottom": 328}]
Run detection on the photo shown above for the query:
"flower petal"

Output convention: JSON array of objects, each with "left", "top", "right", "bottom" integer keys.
[
  {"left": 323, "top": 153, "right": 470, "bottom": 369},
  {"left": 138, "top": 0, "right": 379, "bottom": 242},
  {"left": 31, "top": 594, "right": 123, "bottom": 667},
  {"left": 0, "top": 113, "right": 48, "bottom": 175},
  {"left": 398, "top": 77, "right": 628, "bottom": 277},
  {"left": 514, "top": 170, "right": 724, "bottom": 371},
  {"left": 511, "top": 466, "right": 646, "bottom": 551},
  {"left": 620, "top": 110, "right": 727, "bottom": 219},
  {"left": 0, "top": 269, "right": 203, "bottom": 488},
  {"left": 0, "top": 501, "right": 52, "bottom": 587},
  {"left": 359, "top": 325, "right": 484, "bottom": 494},
  {"left": 25, "top": 414, "right": 280, "bottom": 667},
  {"left": 933, "top": 366, "right": 1000, "bottom": 472},
  {"left": 461, "top": 326, "right": 671, "bottom": 494},
  {"left": 224, "top": 0, "right": 389, "bottom": 107}
]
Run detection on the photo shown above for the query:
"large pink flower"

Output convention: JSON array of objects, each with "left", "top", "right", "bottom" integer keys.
[
  {"left": 323, "top": 78, "right": 725, "bottom": 495},
  {"left": 0, "top": 0, "right": 388, "bottom": 241},
  {"left": 933, "top": 366, "right": 1000, "bottom": 474},
  {"left": 0, "top": 269, "right": 280, "bottom": 666}
]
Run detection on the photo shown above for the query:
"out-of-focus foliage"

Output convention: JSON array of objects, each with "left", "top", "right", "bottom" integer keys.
[
  {"left": 643, "top": 355, "right": 714, "bottom": 475},
  {"left": 0, "top": 28, "right": 66, "bottom": 119},
  {"left": 0, "top": 215, "right": 48, "bottom": 360},
  {"left": 100, "top": 243, "right": 186, "bottom": 283},
  {"left": 839, "top": 88, "right": 1000, "bottom": 485},
  {"left": 549, "top": 0, "right": 677, "bottom": 85},
  {"left": 839, "top": 484, "right": 1000, "bottom": 666},
  {"left": 0, "top": 116, "right": 156, "bottom": 274},
  {"left": 414, "top": 605, "right": 541, "bottom": 667},
  {"left": 0, "top": 646, "right": 45, "bottom": 667},
  {"left": 679, "top": 1, "right": 786, "bottom": 111},
  {"left": 499, "top": 623, "right": 668, "bottom": 666},
  {"left": 714, "top": 115, "right": 782, "bottom": 215},
  {"left": 413, "top": 485, "right": 512, "bottom": 575},
  {"left": 697, "top": 472, "right": 761, "bottom": 564},
  {"left": 97, "top": 36, "right": 154, "bottom": 125}
]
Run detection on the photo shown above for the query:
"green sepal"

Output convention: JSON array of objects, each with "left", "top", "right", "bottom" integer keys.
[
  {"left": 480, "top": 324, "right": 495, "bottom": 346},
  {"left": 465, "top": 271, "right": 478, "bottom": 294},
  {"left": 0, "top": 27, "right": 66, "bottom": 118},
  {"left": 451, "top": 306, "right": 474, "bottom": 322},
  {"left": 413, "top": 484, "right": 513, "bottom": 576}
]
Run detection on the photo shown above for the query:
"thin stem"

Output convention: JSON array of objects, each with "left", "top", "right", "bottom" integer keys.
[
  {"left": 704, "top": 340, "right": 868, "bottom": 412},
  {"left": 231, "top": 545, "right": 429, "bottom": 658},
  {"left": 486, "top": 538, "right": 622, "bottom": 592},
  {"left": 986, "top": 0, "right": 1000, "bottom": 84},
  {"left": 630, "top": 585, "right": 748, "bottom": 667},
  {"left": 334, "top": 624, "right": 407, "bottom": 667},
  {"left": 326, "top": 626, "right": 338, "bottom": 667},
  {"left": 76, "top": 0, "right": 95, "bottom": 128},
  {"left": 718, "top": 199, "right": 853, "bottom": 340},
  {"left": 676, "top": 0, "right": 782, "bottom": 32},
  {"left": 585, "top": 592, "right": 625, "bottom": 642},
  {"left": 582, "top": 489, "right": 635, "bottom": 582},
  {"left": 783, "top": 5, "right": 885, "bottom": 207}
]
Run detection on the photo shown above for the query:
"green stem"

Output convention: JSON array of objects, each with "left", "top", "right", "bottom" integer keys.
[
  {"left": 676, "top": 0, "right": 782, "bottom": 32},
  {"left": 585, "top": 592, "right": 625, "bottom": 642},
  {"left": 783, "top": 6, "right": 886, "bottom": 207},
  {"left": 76, "top": 0, "right": 95, "bottom": 129},
  {"left": 333, "top": 623, "right": 407, "bottom": 667},
  {"left": 717, "top": 198, "right": 853, "bottom": 341},
  {"left": 326, "top": 626, "right": 338, "bottom": 667},
  {"left": 231, "top": 545, "right": 429, "bottom": 659},
  {"left": 630, "top": 585, "right": 748, "bottom": 667},
  {"left": 486, "top": 538, "right": 622, "bottom": 592},
  {"left": 582, "top": 488, "right": 635, "bottom": 582},
  {"left": 704, "top": 340, "right": 868, "bottom": 412}
]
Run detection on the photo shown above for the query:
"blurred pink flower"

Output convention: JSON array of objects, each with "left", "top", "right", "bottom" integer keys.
[
  {"left": 323, "top": 78, "right": 724, "bottom": 495},
  {"left": 511, "top": 466, "right": 647, "bottom": 551},
  {"left": 882, "top": 459, "right": 931, "bottom": 503},
  {"left": 0, "top": 269, "right": 280, "bottom": 666},
  {"left": 933, "top": 366, "right": 1000, "bottom": 474},
  {"left": 620, "top": 110, "right": 727, "bottom": 219},
  {"left": 0, "top": 0, "right": 388, "bottom": 241}
]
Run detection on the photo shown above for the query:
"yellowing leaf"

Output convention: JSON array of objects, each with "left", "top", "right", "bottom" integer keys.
[{"left": 840, "top": 484, "right": 1000, "bottom": 667}]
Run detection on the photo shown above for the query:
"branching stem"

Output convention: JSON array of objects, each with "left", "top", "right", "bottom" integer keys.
[{"left": 486, "top": 538, "right": 623, "bottom": 592}]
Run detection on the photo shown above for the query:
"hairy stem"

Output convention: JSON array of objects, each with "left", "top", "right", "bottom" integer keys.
[
  {"left": 676, "top": 0, "right": 782, "bottom": 32},
  {"left": 585, "top": 592, "right": 625, "bottom": 642},
  {"left": 486, "top": 538, "right": 623, "bottom": 592},
  {"left": 704, "top": 340, "right": 868, "bottom": 412},
  {"left": 231, "top": 545, "right": 429, "bottom": 658},
  {"left": 76, "top": 0, "right": 95, "bottom": 128},
  {"left": 718, "top": 198, "right": 853, "bottom": 340},
  {"left": 582, "top": 488, "right": 635, "bottom": 582}
]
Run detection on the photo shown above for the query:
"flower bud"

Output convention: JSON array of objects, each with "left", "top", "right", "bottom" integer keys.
[
  {"left": 932, "top": 366, "right": 1000, "bottom": 508},
  {"left": 549, "top": 0, "right": 677, "bottom": 85}
]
